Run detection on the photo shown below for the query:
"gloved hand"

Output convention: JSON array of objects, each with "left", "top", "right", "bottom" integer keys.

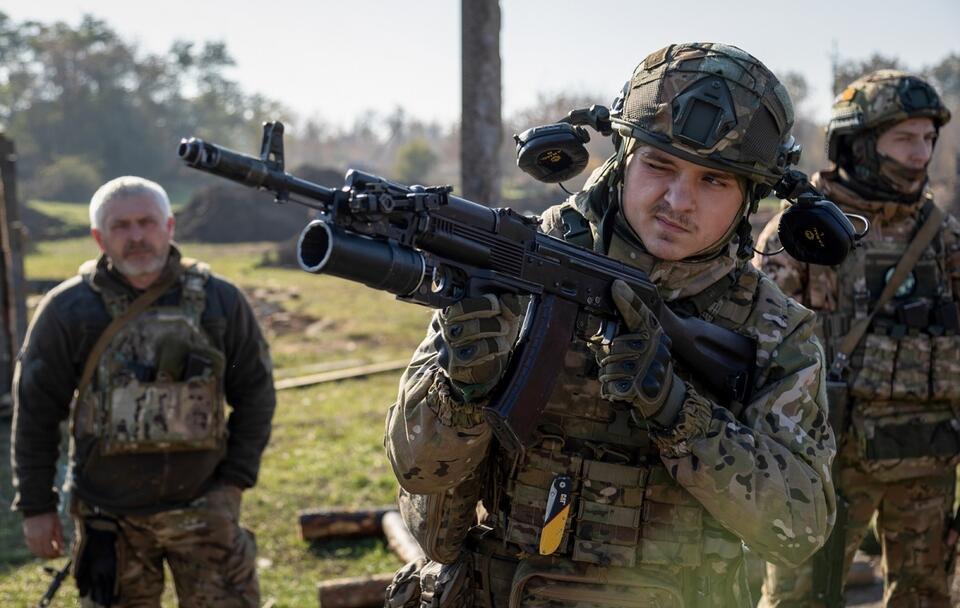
[
  {"left": 438, "top": 293, "right": 523, "bottom": 402},
  {"left": 597, "top": 280, "right": 687, "bottom": 427}
]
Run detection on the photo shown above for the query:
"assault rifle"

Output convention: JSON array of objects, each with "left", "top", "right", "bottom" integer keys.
[{"left": 178, "top": 122, "right": 757, "bottom": 453}]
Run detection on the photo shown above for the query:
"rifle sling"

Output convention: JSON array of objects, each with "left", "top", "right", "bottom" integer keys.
[{"left": 829, "top": 202, "right": 943, "bottom": 379}]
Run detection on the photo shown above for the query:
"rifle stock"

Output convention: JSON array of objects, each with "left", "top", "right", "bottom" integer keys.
[{"left": 179, "top": 122, "right": 758, "bottom": 452}]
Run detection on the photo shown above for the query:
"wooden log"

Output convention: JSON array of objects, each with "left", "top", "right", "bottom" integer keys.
[
  {"left": 382, "top": 510, "right": 425, "bottom": 564},
  {"left": 317, "top": 573, "right": 394, "bottom": 608},
  {"left": 298, "top": 506, "right": 394, "bottom": 541}
]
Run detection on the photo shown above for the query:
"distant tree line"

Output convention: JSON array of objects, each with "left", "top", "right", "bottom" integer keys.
[
  {"left": 0, "top": 12, "right": 287, "bottom": 202},
  {"left": 1, "top": 11, "right": 957, "bottom": 210}
]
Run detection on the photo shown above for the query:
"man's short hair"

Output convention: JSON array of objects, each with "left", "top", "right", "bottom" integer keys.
[{"left": 89, "top": 176, "right": 172, "bottom": 231}]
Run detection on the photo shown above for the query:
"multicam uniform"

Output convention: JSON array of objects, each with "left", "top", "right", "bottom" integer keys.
[
  {"left": 385, "top": 185, "right": 835, "bottom": 607},
  {"left": 385, "top": 42, "right": 837, "bottom": 608},
  {"left": 755, "top": 175, "right": 960, "bottom": 607},
  {"left": 756, "top": 70, "right": 956, "bottom": 608},
  {"left": 12, "top": 247, "right": 275, "bottom": 607}
]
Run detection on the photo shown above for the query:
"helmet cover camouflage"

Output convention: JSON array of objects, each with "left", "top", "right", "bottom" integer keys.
[
  {"left": 611, "top": 42, "right": 798, "bottom": 187},
  {"left": 826, "top": 70, "right": 951, "bottom": 163}
]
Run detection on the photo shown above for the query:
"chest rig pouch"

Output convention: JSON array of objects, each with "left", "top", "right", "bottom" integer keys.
[
  {"left": 833, "top": 208, "right": 960, "bottom": 478},
  {"left": 78, "top": 263, "right": 226, "bottom": 455}
]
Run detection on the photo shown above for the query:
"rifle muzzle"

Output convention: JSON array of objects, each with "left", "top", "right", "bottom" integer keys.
[
  {"left": 178, "top": 137, "right": 272, "bottom": 188},
  {"left": 298, "top": 220, "right": 427, "bottom": 297}
]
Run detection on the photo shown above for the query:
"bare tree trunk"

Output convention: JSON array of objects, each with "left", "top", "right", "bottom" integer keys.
[
  {"left": 460, "top": 0, "right": 502, "bottom": 204},
  {"left": 0, "top": 135, "right": 26, "bottom": 416}
]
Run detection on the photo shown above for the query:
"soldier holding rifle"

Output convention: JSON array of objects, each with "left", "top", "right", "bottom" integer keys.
[{"left": 383, "top": 43, "right": 837, "bottom": 608}]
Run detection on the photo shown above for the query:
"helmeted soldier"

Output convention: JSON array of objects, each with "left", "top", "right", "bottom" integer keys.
[
  {"left": 384, "top": 42, "right": 835, "bottom": 608},
  {"left": 755, "top": 70, "right": 956, "bottom": 607},
  {"left": 11, "top": 176, "right": 276, "bottom": 607}
]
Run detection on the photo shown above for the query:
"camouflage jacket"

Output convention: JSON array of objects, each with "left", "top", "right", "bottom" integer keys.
[
  {"left": 386, "top": 197, "right": 836, "bottom": 575},
  {"left": 753, "top": 171, "right": 960, "bottom": 477},
  {"left": 11, "top": 246, "right": 276, "bottom": 516}
]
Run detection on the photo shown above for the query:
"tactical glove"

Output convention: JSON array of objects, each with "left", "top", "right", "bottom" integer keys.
[
  {"left": 597, "top": 280, "right": 686, "bottom": 426},
  {"left": 438, "top": 293, "right": 523, "bottom": 402},
  {"left": 75, "top": 519, "right": 118, "bottom": 607}
]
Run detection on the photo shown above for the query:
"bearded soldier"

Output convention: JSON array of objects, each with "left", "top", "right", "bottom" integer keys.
[
  {"left": 11, "top": 176, "right": 276, "bottom": 607},
  {"left": 384, "top": 43, "right": 835, "bottom": 608},
  {"left": 755, "top": 71, "right": 955, "bottom": 607}
]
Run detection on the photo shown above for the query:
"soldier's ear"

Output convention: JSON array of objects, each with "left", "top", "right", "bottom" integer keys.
[
  {"left": 91, "top": 228, "right": 107, "bottom": 253},
  {"left": 166, "top": 215, "right": 176, "bottom": 239}
]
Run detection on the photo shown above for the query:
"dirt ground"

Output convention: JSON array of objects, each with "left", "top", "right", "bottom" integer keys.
[
  {"left": 242, "top": 284, "right": 315, "bottom": 337},
  {"left": 175, "top": 164, "right": 342, "bottom": 244}
]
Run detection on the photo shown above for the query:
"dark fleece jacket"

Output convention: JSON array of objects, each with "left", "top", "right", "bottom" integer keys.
[{"left": 11, "top": 246, "right": 276, "bottom": 516}]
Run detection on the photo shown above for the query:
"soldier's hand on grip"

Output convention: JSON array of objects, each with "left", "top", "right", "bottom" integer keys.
[
  {"left": 438, "top": 293, "right": 523, "bottom": 402},
  {"left": 598, "top": 280, "right": 687, "bottom": 426}
]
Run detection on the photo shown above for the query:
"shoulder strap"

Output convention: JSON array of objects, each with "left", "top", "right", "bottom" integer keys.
[
  {"left": 671, "top": 274, "right": 736, "bottom": 319},
  {"left": 76, "top": 274, "right": 179, "bottom": 398},
  {"left": 178, "top": 257, "right": 210, "bottom": 325},
  {"left": 829, "top": 202, "right": 944, "bottom": 379}
]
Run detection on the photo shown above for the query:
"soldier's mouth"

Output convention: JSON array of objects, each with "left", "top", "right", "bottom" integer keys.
[{"left": 654, "top": 215, "right": 690, "bottom": 233}]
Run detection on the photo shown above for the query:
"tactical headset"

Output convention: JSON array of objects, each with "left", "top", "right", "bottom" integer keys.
[{"left": 514, "top": 104, "right": 868, "bottom": 266}]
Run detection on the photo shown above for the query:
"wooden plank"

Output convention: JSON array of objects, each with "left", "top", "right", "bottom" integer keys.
[
  {"left": 272, "top": 358, "right": 365, "bottom": 380},
  {"left": 276, "top": 360, "right": 408, "bottom": 391}
]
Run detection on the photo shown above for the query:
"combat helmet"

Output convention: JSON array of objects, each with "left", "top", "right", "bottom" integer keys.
[
  {"left": 826, "top": 70, "right": 951, "bottom": 164},
  {"left": 610, "top": 42, "right": 800, "bottom": 201}
]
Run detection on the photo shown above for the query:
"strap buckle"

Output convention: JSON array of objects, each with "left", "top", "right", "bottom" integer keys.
[{"left": 828, "top": 352, "right": 849, "bottom": 382}]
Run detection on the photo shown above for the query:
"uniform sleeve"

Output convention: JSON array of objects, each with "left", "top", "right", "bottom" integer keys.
[
  {"left": 654, "top": 299, "right": 836, "bottom": 568},
  {"left": 752, "top": 210, "right": 808, "bottom": 302},
  {"left": 385, "top": 312, "right": 492, "bottom": 495},
  {"left": 218, "top": 283, "right": 276, "bottom": 489},
  {"left": 11, "top": 294, "right": 79, "bottom": 516}
]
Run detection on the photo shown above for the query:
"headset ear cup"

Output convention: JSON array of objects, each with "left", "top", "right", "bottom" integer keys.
[
  {"left": 777, "top": 199, "right": 856, "bottom": 266},
  {"left": 514, "top": 123, "right": 591, "bottom": 183}
]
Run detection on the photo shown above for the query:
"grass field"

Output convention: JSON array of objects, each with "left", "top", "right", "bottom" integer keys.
[{"left": 1, "top": 236, "right": 433, "bottom": 606}]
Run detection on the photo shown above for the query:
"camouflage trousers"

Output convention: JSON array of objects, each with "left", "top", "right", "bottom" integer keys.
[
  {"left": 72, "top": 485, "right": 259, "bottom": 608},
  {"left": 759, "top": 442, "right": 955, "bottom": 608}
]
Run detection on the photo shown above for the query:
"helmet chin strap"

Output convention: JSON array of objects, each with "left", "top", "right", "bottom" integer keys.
[
  {"left": 683, "top": 189, "right": 751, "bottom": 260},
  {"left": 598, "top": 137, "right": 638, "bottom": 253}
]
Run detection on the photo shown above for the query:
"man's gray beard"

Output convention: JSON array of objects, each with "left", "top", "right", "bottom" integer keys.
[{"left": 112, "top": 252, "right": 167, "bottom": 280}]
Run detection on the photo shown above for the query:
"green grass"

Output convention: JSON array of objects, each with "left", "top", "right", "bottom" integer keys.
[
  {"left": 3, "top": 237, "right": 432, "bottom": 606},
  {"left": 27, "top": 200, "right": 92, "bottom": 230}
]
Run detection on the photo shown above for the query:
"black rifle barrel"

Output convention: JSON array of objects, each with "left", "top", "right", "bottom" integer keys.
[{"left": 178, "top": 137, "right": 336, "bottom": 204}]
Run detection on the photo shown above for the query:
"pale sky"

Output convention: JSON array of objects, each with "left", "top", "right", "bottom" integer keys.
[{"left": 4, "top": 0, "right": 958, "bottom": 129}]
